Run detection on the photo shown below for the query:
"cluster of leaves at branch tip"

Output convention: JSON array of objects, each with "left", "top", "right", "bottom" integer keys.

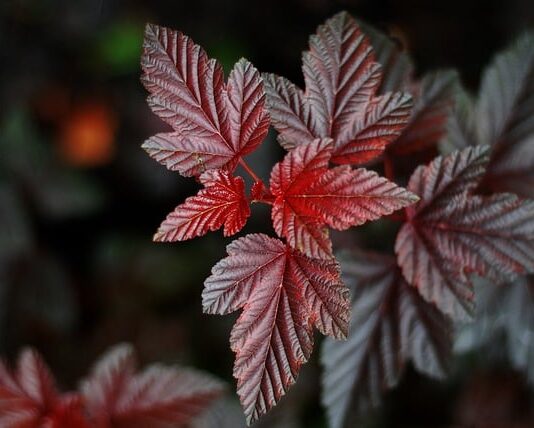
[
  {"left": 140, "top": 9, "right": 534, "bottom": 428},
  {"left": 0, "top": 344, "right": 224, "bottom": 428}
]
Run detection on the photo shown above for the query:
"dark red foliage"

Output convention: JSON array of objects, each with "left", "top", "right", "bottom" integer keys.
[
  {"left": 141, "top": 24, "right": 269, "bottom": 177},
  {"left": 202, "top": 234, "right": 350, "bottom": 424},
  {"left": 396, "top": 146, "right": 534, "bottom": 320},
  {"left": 82, "top": 344, "right": 224, "bottom": 428},
  {"left": 263, "top": 12, "right": 413, "bottom": 165},
  {"left": 270, "top": 139, "right": 417, "bottom": 258},
  {"left": 154, "top": 170, "right": 250, "bottom": 242},
  {"left": 321, "top": 250, "right": 451, "bottom": 428},
  {"left": 0, "top": 345, "right": 224, "bottom": 428},
  {"left": 140, "top": 14, "right": 418, "bottom": 424},
  {"left": 443, "top": 33, "right": 534, "bottom": 198},
  {"left": 139, "top": 11, "right": 534, "bottom": 427}
]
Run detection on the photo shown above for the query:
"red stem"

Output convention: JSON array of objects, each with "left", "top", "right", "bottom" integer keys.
[{"left": 239, "top": 159, "right": 261, "bottom": 183}]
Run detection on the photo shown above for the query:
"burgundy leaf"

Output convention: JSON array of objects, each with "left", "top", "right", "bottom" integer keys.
[
  {"left": 202, "top": 234, "right": 350, "bottom": 425},
  {"left": 154, "top": 170, "right": 250, "bottom": 242},
  {"left": 361, "top": 21, "right": 414, "bottom": 94},
  {"left": 141, "top": 25, "right": 269, "bottom": 176},
  {"left": 396, "top": 146, "right": 534, "bottom": 320},
  {"left": 0, "top": 349, "right": 86, "bottom": 428},
  {"left": 439, "top": 86, "right": 477, "bottom": 154},
  {"left": 476, "top": 33, "right": 534, "bottom": 197},
  {"left": 263, "top": 11, "right": 412, "bottom": 165},
  {"left": 387, "top": 70, "right": 459, "bottom": 156},
  {"left": 269, "top": 139, "right": 418, "bottom": 258},
  {"left": 44, "top": 395, "right": 91, "bottom": 428},
  {"left": 321, "top": 250, "right": 451, "bottom": 428},
  {"left": 82, "top": 344, "right": 225, "bottom": 428}
]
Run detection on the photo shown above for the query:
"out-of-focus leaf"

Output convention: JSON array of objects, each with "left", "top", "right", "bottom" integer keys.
[
  {"left": 396, "top": 146, "right": 534, "bottom": 320},
  {"left": 439, "top": 85, "right": 478, "bottom": 154},
  {"left": 322, "top": 249, "right": 451, "bottom": 428},
  {"left": 192, "top": 398, "right": 246, "bottom": 428},
  {"left": 359, "top": 21, "right": 414, "bottom": 93},
  {"left": 387, "top": 70, "right": 459, "bottom": 156},
  {"left": 456, "top": 275, "right": 534, "bottom": 384},
  {"left": 81, "top": 343, "right": 225, "bottom": 428},
  {"left": 442, "top": 32, "right": 534, "bottom": 198}
]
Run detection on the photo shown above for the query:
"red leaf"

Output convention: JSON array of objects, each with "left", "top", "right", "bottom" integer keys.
[
  {"left": 44, "top": 395, "right": 91, "bottom": 428},
  {"left": 0, "top": 349, "right": 79, "bottom": 428},
  {"left": 269, "top": 139, "right": 418, "bottom": 258},
  {"left": 202, "top": 234, "right": 350, "bottom": 424},
  {"left": 396, "top": 146, "right": 534, "bottom": 320},
  {"left": 154, "top": 170, "right": 250, "bottom": 242},
  {"left": 321, "top": 250, "right": 451, "bottom": 428},
  {"left": 141, "top": 25, "right": 269, "bottom": 177},
  {"left": 82, "top": 344, "right": 225, "bottom": 428},
  {"left": 263, "top": 12, "right": 412, "bottom": 165},
  {"left": 387, "top": 71, "right": 459, "bottom": 156},
  {"left": 361, "top": 21, "right": 414, "bottom": 94}
]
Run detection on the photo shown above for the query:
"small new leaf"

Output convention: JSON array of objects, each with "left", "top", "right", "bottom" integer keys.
[
  {"left": 141, "top": 25, "right": 269, "bottom": 176},
  {"left": 202, "top": 234, "right": 350, "bottom": 425},
  {"left": 154, "top": 170, "right": 250, "bottom": 242},
  {"left": 396, "top": 146, "right": 534, "bottom": 320},
  {"left": 321, "top": 250, "right": 451, "bottom": 428},
  {"left": 270, "top": 139, "right": 418, "bottom": 258},
  {"left": 263, "top": 12, "right": 412, "bottom": 165}
]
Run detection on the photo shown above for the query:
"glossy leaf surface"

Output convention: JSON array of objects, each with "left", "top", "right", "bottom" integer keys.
[
  {"left": 154, "top": 170, "right": 250, "bottom": 242},
  {"left": 264, "top": 12, "right": 412, "bottom": 165},
  {"left": 141, "top": 25, "right": 269, "bottom": 176},
  {"left": 202, "top": 234, "right": 350, "bottom": 424},
  {"left": 270, "top": 139, "right": 418, "bottom": 258}
]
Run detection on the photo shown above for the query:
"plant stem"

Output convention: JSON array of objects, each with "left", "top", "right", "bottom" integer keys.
[{"left": 239, "top": 159, "right": 262, "bottom": 183}]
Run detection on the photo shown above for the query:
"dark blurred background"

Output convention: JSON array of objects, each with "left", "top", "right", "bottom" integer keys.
[{"left": 1, "top": 1, "right": 534, "bottom": 427}]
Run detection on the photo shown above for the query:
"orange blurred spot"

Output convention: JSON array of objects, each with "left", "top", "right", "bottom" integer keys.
[{"left": 59, "top": 102, "right": 117, "bottom": 167}]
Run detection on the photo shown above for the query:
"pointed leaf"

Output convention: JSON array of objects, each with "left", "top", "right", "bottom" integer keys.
[
  {"left": 321, "top": 250, "right": 451, "bottom": 428},
  {"left": 141, "top": 25, "right": 269, "bottom": 176},
  {"left": 82, "top": 344, "right": 224, "bottom": 428},
  {"left": 154, "top": 170, "right": 250, "bottom": 242},
  {"left": 396, "top": 146, "right": 534, "bottom": 320},
  {"left": 264, "top": 12, "right": 412, "bottom": 165},
  {"left": 476, "top": 32, "right": 534, "bottom": 197},
  {"left": 0, "top": 349, "right": 61, "bottom": 428},
  {"left": 387, "top": 70, "right": 459, "bottom": 155},
  {"left": 270, "top": 139, "right": 418, "bottom": 258},
  {"left": 360, "top": 21, "right": 414, "bottom": 93},
  {"left": 202, "top": 234, "right": 350, "bottom": 424}
]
